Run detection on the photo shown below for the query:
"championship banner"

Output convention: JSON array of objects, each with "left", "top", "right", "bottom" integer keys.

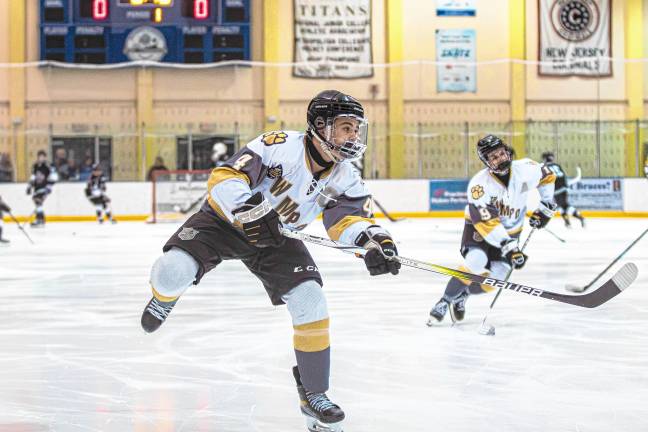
[
  {"left": 436, "top": 0, "right": 476, "bottom": 17},
  {"left": 293, "top": 0, "right": 373, "bottom": 79},
  {"left": 539, "top": 0, "right": 612, "bottom": 77},
  {"left": 436, "top": 29, "right": 476, "bottom": 93}
]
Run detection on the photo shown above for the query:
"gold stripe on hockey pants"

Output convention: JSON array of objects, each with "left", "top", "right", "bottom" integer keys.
[{"left": 294, "top": 318, "right": 330, "bottom": 352}]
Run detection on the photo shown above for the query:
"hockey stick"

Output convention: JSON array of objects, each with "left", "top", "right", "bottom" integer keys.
[
  {"left": 565, "top": 227, "right": 647, "bottom": 293},
  {"left": 8, "top": 211, "right": 35, "bottom": 244},
  {"left": 281, "top": 228, "right": 638, "bottom": 309},
  {"left": 567, "top": 166, "right": 582, "bottom": 187},
  {"left": 544, "top": 227, "right": 566, "bottom": 243},
  {"left": 180, "top": 192, "right": 208, "bottom": 214},
  {"left": 373, "top": 198, "right": 404, "bottom": 223},
  {"left": 477, "top": 229, "right": 536, "bottom": 336}
]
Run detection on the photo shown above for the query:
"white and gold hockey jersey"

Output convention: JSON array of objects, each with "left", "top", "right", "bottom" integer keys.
[
  {"left": 205, "top": 130, "right": 374, "bottom": 244},
  {"left": 465, "top": 158, "right": 556, "bottom": 247}
]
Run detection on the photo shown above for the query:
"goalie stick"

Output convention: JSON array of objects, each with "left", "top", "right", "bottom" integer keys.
[{"left": 281, "top": 228, "right": 638, "bottom": 308}]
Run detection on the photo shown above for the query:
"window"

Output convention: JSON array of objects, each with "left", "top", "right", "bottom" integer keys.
[
  {"left": 50, "top": 137, "right": 112, "bottom": 181},
  {"left": 176, "top": 135, "right": 236, "bottom": 170}
]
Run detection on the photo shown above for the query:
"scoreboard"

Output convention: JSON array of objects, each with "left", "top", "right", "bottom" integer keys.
[{"left": 40, "top": 0, "right": 251, "bottom": 64}]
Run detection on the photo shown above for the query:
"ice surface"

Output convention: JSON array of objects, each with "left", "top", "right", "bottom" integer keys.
[{"left": 0, "top": 218, "right": 646, "bottom": 432}]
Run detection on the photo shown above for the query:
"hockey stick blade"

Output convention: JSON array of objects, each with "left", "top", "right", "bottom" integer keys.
[{"left": 281, "top": 229, "right": 638, "bottom": 308}]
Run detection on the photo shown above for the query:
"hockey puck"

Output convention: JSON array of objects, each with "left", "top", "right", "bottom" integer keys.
[{"left": 565, "top": 284, "right": 585, "bottom": 293}]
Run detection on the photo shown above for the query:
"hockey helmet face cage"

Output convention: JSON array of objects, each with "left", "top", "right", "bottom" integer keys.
[
  {"left": 477, "top": 135, "right": 512, "bottom": 174},
  {"left": 541, "top": 151, "right": 555, "bottom": 163},
  {"left": 307, "top": 90, "right": 368, "bottom": 162}
]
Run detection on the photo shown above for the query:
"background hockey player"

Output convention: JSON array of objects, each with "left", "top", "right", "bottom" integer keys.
[
  {"left": 85, "top": 163, "right": 115, "bottom": 224},
  {"left": 210, "top": 142, "right": 229, "bottom": 168},
  {"left": 139, "top": 90, "right": 399, "bottom": 432},
  {"left": 427, "top": 135, "right": 556, "bottom": 325},
  {"left": 542, "top": 151, "right": 585, "bottom": 228},
  {"left": 0, "top": 195, "right": 10, "bottom": 245},
  {"left": 26, "top": 150, "right": 57, "bottom": 227}
]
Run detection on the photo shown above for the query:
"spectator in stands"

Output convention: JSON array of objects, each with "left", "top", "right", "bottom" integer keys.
[
  {"left": 0, "top": 153, "right": 13, "bottom": 182},
  {"left": 54, "top": 148, "right": 71, "bottom": 181},
  {"left": 147, "top": 156, "right": 169, "bottom": 181},
  {"left": 79, "top": 157, "right": 94, "bottom": 181}
]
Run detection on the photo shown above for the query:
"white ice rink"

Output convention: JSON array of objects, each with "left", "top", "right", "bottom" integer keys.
[{"left": 0, "top": 217, "right": 646, "bottom": 432}]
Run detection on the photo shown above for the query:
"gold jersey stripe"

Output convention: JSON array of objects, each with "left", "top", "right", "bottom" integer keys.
[
  {"left": 327, "top": 215, "right": 375, "bottom": 241},
  {"left": 473, "top": 217, "right": 502, "bottom": 238},
  {"left": 293, "top": 318, "right": 330, "bottom": 353},
  {"left": 206, "top": 167, "right": 250, "bottom": 226},
  {"left": 539, "top": 172, "right": 556, "bottom": 186}
]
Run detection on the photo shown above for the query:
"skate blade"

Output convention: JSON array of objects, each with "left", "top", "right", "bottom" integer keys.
[{"left": 306, "top": 417, "right": 344, "bottom": 432}]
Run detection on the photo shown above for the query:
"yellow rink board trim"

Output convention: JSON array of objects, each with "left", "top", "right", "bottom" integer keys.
[{"left": 3, "top": 211, "right": 648, "bottom": 223}]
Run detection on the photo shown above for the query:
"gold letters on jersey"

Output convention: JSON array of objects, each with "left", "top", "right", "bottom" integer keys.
[
  {"left": 471, "top": 185, "right": 485, "bottom": 200},
  {"left": 261, "top": 131, "right": 288, "bottom": 146}
]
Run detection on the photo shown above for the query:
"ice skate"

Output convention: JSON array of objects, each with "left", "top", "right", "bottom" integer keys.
[
  {"left": 293, "top": 366, "right": 344, "bottom": 432},
  {"left": 0, "top": 237, "right": 9, "bottom": 246},
  {"left": 426, "top": 298, "right": 449, "bottom": 326},
  {"left": 449, "top": 291, "right": 468, "bottom": 323},
  {"left": 140, "top": 295, "right": 178, "bottom": 333},
  {"left": 575, "top": 214, "right": 586, "bottom": 228}
]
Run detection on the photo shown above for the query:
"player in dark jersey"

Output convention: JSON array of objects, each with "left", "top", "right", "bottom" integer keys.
[
  {"left": 0, "top": 195, "right": 10, "bottom": 245},
  {"left": 542, "top": 152, "right": 585, "bottom": 228},
  {"left": 26, "top": 150, "right": 57, "bottom": 227},
  {"left": 85, "top": 163, "right": 115, "bottom": 224}
]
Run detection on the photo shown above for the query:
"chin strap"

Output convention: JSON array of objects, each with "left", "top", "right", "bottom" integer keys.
[{"left": 306, "top": 132, "right": 335, "bottom": 169}]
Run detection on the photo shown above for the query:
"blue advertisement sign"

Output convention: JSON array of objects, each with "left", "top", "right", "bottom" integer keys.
[
  {"left": 568, "top": 178, "right": 623, "bottom": 210},
  {"left": 430, "top": 180, "right": 469, "bottom": 211},
  {"left": 436, "top": 0, "right": 476, "bottom": 16}
]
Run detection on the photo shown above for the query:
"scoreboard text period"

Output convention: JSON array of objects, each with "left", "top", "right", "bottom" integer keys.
[{"left": 40, "top": 0, "right": 251, "bottom": 64}]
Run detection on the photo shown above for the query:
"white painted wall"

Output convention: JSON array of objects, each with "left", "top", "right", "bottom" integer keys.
[
  {"left": 0, "top": 178, "right": 646, "bottom": 218},
  {"left": 623, "top": 178, "right": 648, "bottom": 212},
  {"left": 0, "top": 182, "right": 152, "bottom": 217}
]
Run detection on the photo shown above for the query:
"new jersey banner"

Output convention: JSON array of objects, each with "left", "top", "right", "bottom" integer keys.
[
  {"left": 539, "top": 0, "right": 612, "bottom": 76},
  {"left": 436, "top": 29, "right": 476, "bottom": 93},
  {"left": 293, "top": 0, "right": 373, "bottom": 79}
]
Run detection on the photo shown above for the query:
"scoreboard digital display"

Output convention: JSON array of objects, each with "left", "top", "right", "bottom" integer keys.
[{"left": 40, "top": 0, "right": 251, "bottom": 64}]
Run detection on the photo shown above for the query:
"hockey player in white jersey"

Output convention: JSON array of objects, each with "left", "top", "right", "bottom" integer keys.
[
  {"left": 427, "top": 135, "right": 557, "bottom": 325},
  {"left": 140, "top": 90, "right": 400, "bottom": 432}
]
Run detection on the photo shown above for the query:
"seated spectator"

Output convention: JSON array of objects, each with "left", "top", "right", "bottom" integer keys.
[
  {"left": 79, "top": 157, "right": 94, "bottom": 181},
  {"left": 54, "top": 148, "right": 71, "bottom": 181}
]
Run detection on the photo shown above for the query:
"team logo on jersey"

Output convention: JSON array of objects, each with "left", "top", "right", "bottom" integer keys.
[
  {"left": 178, "top": 227, "right": 199, "bottom": 241},
  {"left": 471, "top": 185, "right": 485, "bottom": 200},
  {"left": 267, "top": 164, "right": 283, "bottom": 179},
  {"left": 473, "top": 232, "right": 484, "bottom": 242},
  {"left": 261, "top": 131, "right": 288, "bottom": 146}
]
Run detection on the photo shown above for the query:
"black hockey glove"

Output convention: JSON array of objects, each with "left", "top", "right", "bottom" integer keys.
[
  {"left": 355, "top": 225, "right": 400, "bottom": 276},
  {"left": 501, "top": 238, "right": 527, "bottom": 270},
  {"left": 529, "top": 201, "right": 557, "bottom": 229},
  {"left": 232, "top": 192, "right": 285, "bottom": 248}
]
